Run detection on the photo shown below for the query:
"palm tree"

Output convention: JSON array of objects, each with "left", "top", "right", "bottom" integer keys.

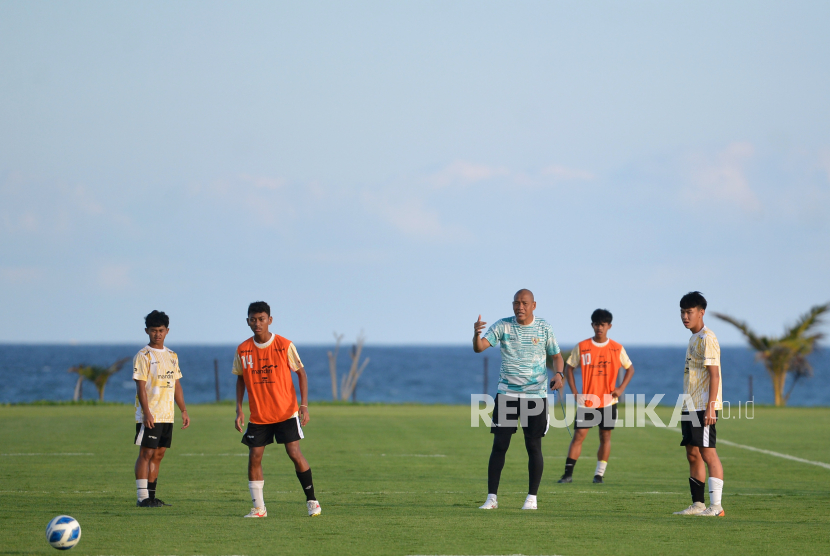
[
  {"left": 68, "top": 357, "right": 130, "bottom": 401},
  {"left": 714, "top": 303, "right": 828, "bottom": 406}
]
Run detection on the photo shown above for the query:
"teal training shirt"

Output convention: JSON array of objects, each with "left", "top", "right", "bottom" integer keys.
[{"left": 484, "top": 316, "right": 561, "bottom": 399}]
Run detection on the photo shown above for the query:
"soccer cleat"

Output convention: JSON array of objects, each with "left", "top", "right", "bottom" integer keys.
[
  {"left": 136, "top": 498, "right": 164, "bottom": 508},
  {"left": 557, "top": 474, "right": 573, "bottom": 483},
  {"left": 243, "top": 507, "right": 267, "bottom": 518},
  {"left": 593, "top": 475, "right": 604, "bottom": 484},
  {"left": 153, "top": 498, "right": 172, "bottom": 506},
  {"left": 697, "top": 504, "right": 725, "bottom": 517},
  {"left": 673, "top": 502, "right": 706, "bottom": 515},
  {"left": 521, "top": 496, "right": 537, "bottom": 510},
  {"left": 479, "top": 496, "right": 498, "bottom": 509},
  {"left": 307, "top": 500, "right": 322, "bottom": 517}
]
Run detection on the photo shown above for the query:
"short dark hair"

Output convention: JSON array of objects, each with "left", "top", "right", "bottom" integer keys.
[
  {"left": 145, "top": 310, "right": 169, "bottom": 328},
  {"left": 680, "top": 291, "right": 707, "bottom": 310},
  {"left": 591, "top": 308, "right": 613, "bottom": 324},
  {"left": 248, "top": 301, "right": 271, "bottom": 316}
]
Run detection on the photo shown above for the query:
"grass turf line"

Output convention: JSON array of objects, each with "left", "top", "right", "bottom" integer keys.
[{"left": 0, "top": 404, "right": 828, "bottom": 555}]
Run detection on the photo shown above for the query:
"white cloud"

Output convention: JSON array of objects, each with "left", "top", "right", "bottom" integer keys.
[
  {"left": 362, "top": 193, "right": 471, "bottom": 242},
  {"left": 684, "top": 142, "right": 761, "bottom": 212},
  {"left": 0, "top": 172, "right": 124, "bottom": 235},
  {"left": 427, "top": 160, "right": 509, "bottom": 188},
  {"left": 540, "top": 165, "right": 595, "bottom": 181},
  {"left": 425, "top": 160, "right": 594, "bottom": 190}
]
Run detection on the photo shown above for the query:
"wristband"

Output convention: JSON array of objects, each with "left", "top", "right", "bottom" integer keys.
[{"left": 300, "top": 404, "right": 308, "bottom": 408}]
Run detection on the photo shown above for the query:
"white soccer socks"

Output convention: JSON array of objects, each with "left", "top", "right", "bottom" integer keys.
[
  {"left": 248, "top": 480, "right": 265, "bottom": 510},
  {"left": 136, "top": 479, "right": 148, "bottom": 502},
  {"left": 479, "top": 494, "right": 498, "bottom": 509},
  {"left": 708, "top": 477, "right": 724, "bottom": 506},
  {"left": 595, "top": 460, "right": 608, "bottom": 477}
]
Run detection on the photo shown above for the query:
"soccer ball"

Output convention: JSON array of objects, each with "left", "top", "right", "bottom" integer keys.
[{"left": 45, "top": 515, "right": 81, "bottom": 550}]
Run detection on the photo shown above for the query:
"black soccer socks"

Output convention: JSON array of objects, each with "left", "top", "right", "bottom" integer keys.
[
  {"left": 563, "top": 457, "right": 577, "bottom": 478},
  {"left": 689, "top": 477, "right": 705, "bottom": 504},
  {"left": 296, "top": 469, "right": 316, "bottom": 501},
  {"left": 148, "top": 480, "right": 157, "bottom": 500}
]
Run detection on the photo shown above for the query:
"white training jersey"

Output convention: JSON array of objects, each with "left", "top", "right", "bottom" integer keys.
[{"left": 133, "top": 346, "right": 182, "bottom": 423}]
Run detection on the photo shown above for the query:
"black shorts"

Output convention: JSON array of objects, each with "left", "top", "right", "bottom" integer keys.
[
  {"left": 575, "top": 404, "right": 618, "bottom": 430},
  {"left": 242, "top": 416, "right": 305, "bottom": 447},
  {"left": 490, "top": 394, "right": 549, "bottom": 438},
  {"left": 134, "top": 423, "right": 173, "bottom": 449},
  {"left": 680, "top": 410, "right": 717, "bottom": 448}
]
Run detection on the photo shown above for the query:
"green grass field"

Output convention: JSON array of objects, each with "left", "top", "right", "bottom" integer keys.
[{"left": 1, "top": 403, "right": 828, "bottom": 555}]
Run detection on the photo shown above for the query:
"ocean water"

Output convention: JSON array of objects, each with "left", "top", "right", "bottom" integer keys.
[{"left": 0, "top": 344, "right": 827, "bottom": 407}]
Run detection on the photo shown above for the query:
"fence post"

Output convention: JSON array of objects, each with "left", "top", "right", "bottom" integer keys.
[
  {"left": 214, "top": 359, "right": 220, "bottom": 402},
  {"left": 748, "top": 374, "right": 753, "bottom": 402}
]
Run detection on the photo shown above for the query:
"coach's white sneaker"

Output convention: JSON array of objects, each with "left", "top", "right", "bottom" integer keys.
[
  {"left": 244, "top": 507, "right": 267, "bottom": 518},
  {"left": 697, "top": 504, "right": 725, "bottom": 517},
  {"left": 521, "top": 495, "right": 537, "bottom": 510},
  {"left": 673, "top": 502, "right": 706, "bottom": 515},
  {"left": 479, "top": 494, "right": 498, "bottom": 509},
  {"left": 307, "top": 500, "right": 322, "bottom": 517}
]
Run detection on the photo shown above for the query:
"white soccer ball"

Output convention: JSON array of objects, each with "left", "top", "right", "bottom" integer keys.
[{"left": 45, "top": 515, "right": 81, "bottom": 550}]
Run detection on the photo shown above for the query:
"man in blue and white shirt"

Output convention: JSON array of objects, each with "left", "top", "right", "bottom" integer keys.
[{"left": 473, "top": 289, "right": 565, "bottom": 510}]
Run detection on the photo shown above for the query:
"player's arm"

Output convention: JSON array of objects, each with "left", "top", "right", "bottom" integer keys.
[
  {"left": 296, "top": 366, "right": 310, "bottom": 426},
  {"left": 612, "top": 364, "right": 635, "bottom": 400},
  {"left": 472, "top": 315, "right": 491, "bottom": 353},
  {"left": 547, "top": 352, "right": 565, "bottom": 390},
  {"left": 563, "top": 363, "right": 578, "bottom": 400},
  {"left": 705, "top": 365, "right": 720, "bottom": 426},
  {"left": 235, "top": 375, "right": 246, "bottom": 432},
  {"left": 134, "top": 379, "right": 154, "bottom": 429},
  {"left": 174, "top": 379, "right": 190, "bottom": 429}
]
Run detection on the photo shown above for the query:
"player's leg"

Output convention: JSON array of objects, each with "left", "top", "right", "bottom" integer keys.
[
  {"left": 520, "top": 397, "right": 547, "bottom": 509},
  {"left": 481, "top": 432, "right": 511, "bottom": 508},
  {"left": 559, "top": 428, "right": 588, "bottom": 483},
  {"left": 134, "top": 422, "right": 164, "bottom": 507},
  {"left": 523, "top": 436, "right": 543, "bottom": 509},
  {"left": 147, "top": 446, "right": 168, "bottom": 504},
  {"left": 673, "top": 445, "right": 707, "bottom": 514},
  {"left": 699, "top": 447, "right": 724, "bottom": 516},
  {"left": 481, "top": 394, "right": 517, "bottom": 508},
  {"left": 284, "top": 441, "right": 310, "bottom": 473},
  {"left": 134, "top": 446, "right": 161, "bottom": 506},
  {"left": 278, "top": 416, "right": 320, "bottom": 517},
  {"left": 285, "top": 441, "right": 320, "bottom": 512},
  {"left": 592, "top": 406, "right": 615, "bottom": 483},
  {"left": 593, "top": 429, "right": 612, "bottom": 483},
  {"left": 248, "top": 446, "right": 265, "bottom": 480},
  {"left": 241, "top": 422, "right": 273, "bottom": 517},
  {"left": 146, "top": 423, "right": 173, "bottom": 504},
  {"left": 244, "top": 446, "right": 267, "bottom": 517}
]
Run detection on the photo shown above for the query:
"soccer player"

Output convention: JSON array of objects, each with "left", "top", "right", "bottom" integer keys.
[
  {"left": 133, "top": 310, "right": 190, "bottom": 508},
  {"left": 234, "top": 301, "right": 321, "bottom": 518},
  {"left": 673, "top": 291, "right": 725, "bottom": 517},
  {"left": 473, "top": 289, "right": 564, "bottom": 511},
  {"left": 558, "top": 308, "right": 634, "bottom": 484}
]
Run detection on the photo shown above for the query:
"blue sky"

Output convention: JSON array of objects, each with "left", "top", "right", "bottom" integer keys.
[{"left": 1, "top": 1, "right": 829, "bottom": 345}]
